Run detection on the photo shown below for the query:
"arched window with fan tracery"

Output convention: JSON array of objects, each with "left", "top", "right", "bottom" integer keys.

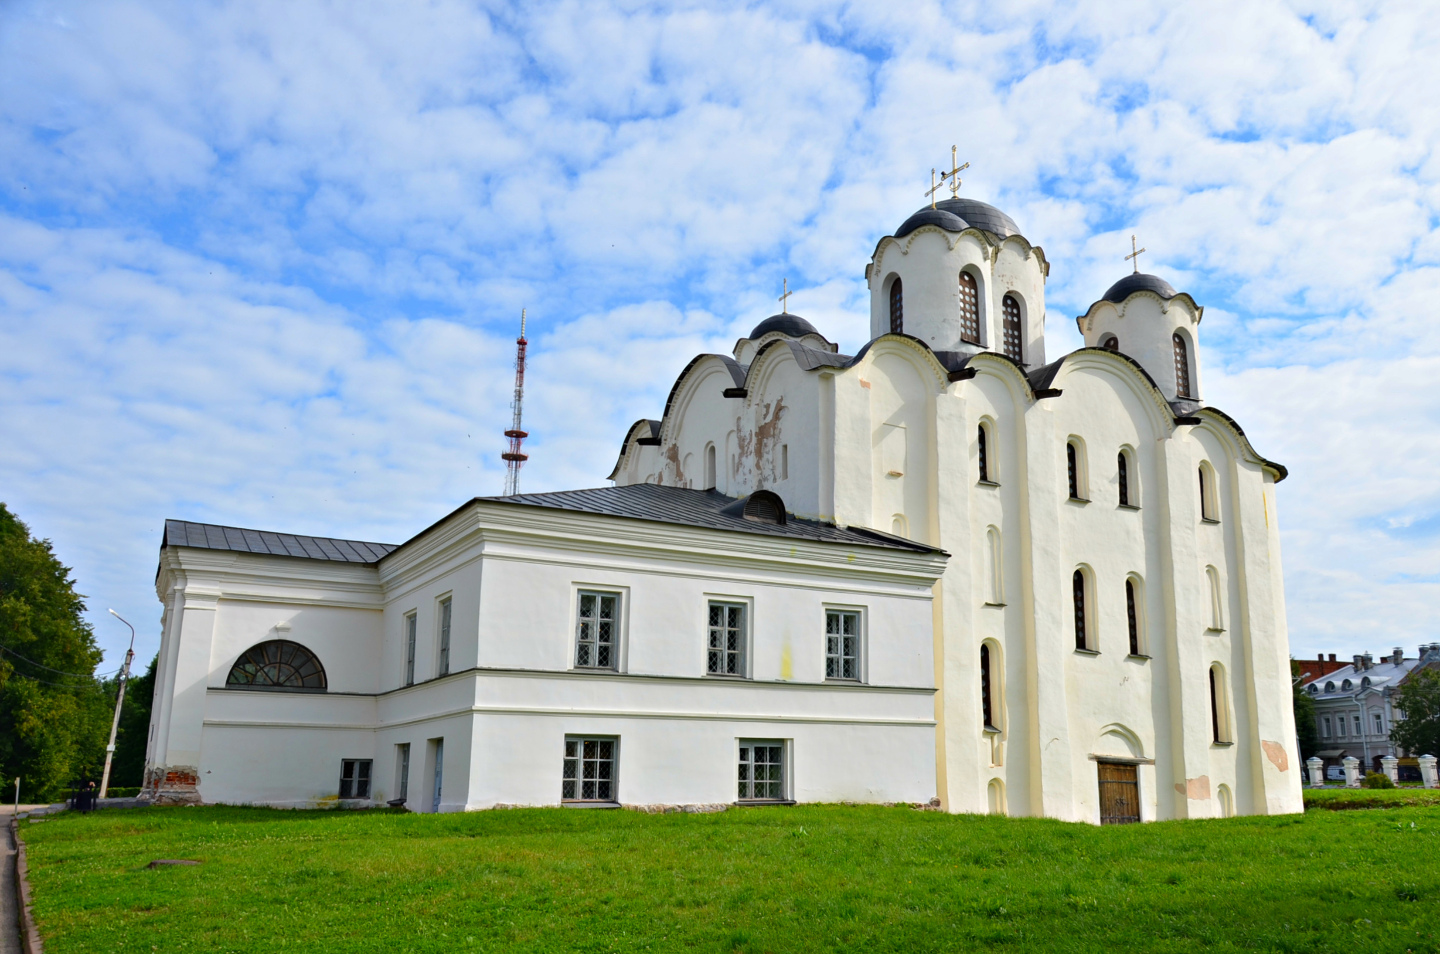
[
  {"left": 889, "top": 277, "right": 904, "bottom": 334},
  {"left": 226, "top": 639, "right": 327, "bottom": 691},
  {"left": 958, "top": 272, "right": 980, "bottom": 344},
  {"left": 1002, "top": 294, "right": 1023, "bottom": 363}
]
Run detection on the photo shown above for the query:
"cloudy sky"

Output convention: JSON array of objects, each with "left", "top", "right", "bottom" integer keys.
[{"left": 2, "top": 0, "right": 1437, "bottom": 670}]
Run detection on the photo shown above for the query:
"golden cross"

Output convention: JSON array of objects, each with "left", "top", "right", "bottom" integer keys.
[
  {"left": 942, "top": 145, "right": 969, "bottom": 199},
  {"left": 778, "top": 278, "right": 792, "bottom": 314},
  {"left": 928, "top": 168, "right": 937, "bottom": 209},
  {"left": 1125, "top": 234, "right": 1146, "bottom": 274}
]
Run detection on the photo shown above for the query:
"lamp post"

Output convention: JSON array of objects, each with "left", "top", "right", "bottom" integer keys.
[{"left": 99, "top": 609, "right": 137, "bottom": 799}]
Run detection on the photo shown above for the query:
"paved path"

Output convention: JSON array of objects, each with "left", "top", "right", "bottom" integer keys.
[{"left": 2, "top": 819, "right": 20, "bottom": 954}]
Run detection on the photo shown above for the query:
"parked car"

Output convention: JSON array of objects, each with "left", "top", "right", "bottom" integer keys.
[{"left": 1326, "top": 765, "right": 1346, "bottom": 781}]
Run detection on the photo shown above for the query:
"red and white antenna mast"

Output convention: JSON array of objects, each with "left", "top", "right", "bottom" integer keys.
[{"left": 502, "top": 308, "right": 529, "bottom": 496}]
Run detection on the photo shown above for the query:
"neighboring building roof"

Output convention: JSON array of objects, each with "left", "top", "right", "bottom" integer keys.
[
  {"left": 1100, "top": 272, "right": 1179, "bottom": 303},
  {"left": 486, "top": 484, "right": 942, "bottom": 553},
  {"left": 1302, "top": 658, "right": 1420, "bottom": 700},
  {"left": 894, "top": 198, "right": 1021, "bottom": 240},
  {"left": 748, "top": 313, "right": 821, "bottom": 340},
  {"left": 162, "top": 519, "right": 397, "bottom": 564}
]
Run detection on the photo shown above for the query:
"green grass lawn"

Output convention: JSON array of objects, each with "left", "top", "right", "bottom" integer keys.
[
  {"left": 1303, "top": 787, "right": 1440, "bottom": 810},
  {"left": 18, "top": 802, "right": 1440, "bottom": 954}
]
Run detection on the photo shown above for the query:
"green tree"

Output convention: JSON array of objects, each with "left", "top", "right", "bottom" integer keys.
[
  {"left": 0, "top": 502, "right": 110, "bottom": 801},
  {"left": 1292, "top": 660, "right": 1318, "bottom": 761},
  {"left": 1390, "top": 667, "right": 1440, "bottom": 759}
]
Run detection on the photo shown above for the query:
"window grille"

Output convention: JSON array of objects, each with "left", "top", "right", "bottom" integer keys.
[
  {"left": 1173, "top": 333, "right": 1191, "bottom": 397},
  {"left": 404, "top": 613, "right": 417, "bottom": 686},
  {"left": 889, "top": 278, "right": 903, "bottom": 334},
  {"left": 437, "top": 598, "right": 452, "bottom": 676},
  {"left": 708, "top": 602, "right": 747, "bottom": 676},
  {"left": 339, "top": 759, "right": 371, "bottom": 799},
  {"left": 226, "top": 639, "right": 327, "bottom": 690},
  {"left": 980, "top": 644, "right": 995, "bottom": 730},
  {"left": 1067, "top": 443, "right": 1080, "bottom": 499},
  {"left": 1002, "top": 294, "right": 1023, "bottom": 363},
  {"left": 825, "top": 610, "right": 860, "bottom": 680},
  {"left": 562, "top": 737, "right": 615, "bottom": 802},
  {"left": 738, "top": 741, "right": 785, "bottom": 801},
  {"left": 1118, "top": 452, "right": 1130, "bottom": 506},
  {"left": 977, "top": 425, "right": 989, "bottom": 482},
  {"left": 576, "top": 591, "right": 619, "bottom": 669},
  {"left": 1126, "top": 580, "right": 1139, "bottom": 655},
  {"left": 958, "top": 272, "right": 980, "bottom": 343},
  {"left": 1073, "top": 570, "right": 1088, "bottom": 651}
]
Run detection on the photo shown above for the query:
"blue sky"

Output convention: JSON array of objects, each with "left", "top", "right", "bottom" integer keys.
[{"left": 2, "top": 0, "right": 1437, "bottom": 670}]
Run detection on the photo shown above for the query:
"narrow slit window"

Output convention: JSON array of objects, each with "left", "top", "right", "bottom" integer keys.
[
  {"left": 958, "top": 271, "right": 980, "bottom": 343},
  {"left": 576, "top": 591, "right": 619, "bottom": 669},
  {"left": 889, "top": 277, "right": 904, "bottom": 334},
  {"left": 404, "top": 613, "right": 417, "bottom": 687},
  {"left": 977, "top": 424, "right": 989, "bottom": 482},
  {"left": 738, "top": 741, "right": 785, "bottom": 801},
  {"left": 562, "top": 737, "right": 616, "bottom": 802},
  {"left": 339, "top": 759, "right": 372, "bottom": 799},
  {"left": 825, "top": 609, "right": 860, "bottom": 680},
  {"left": 1073, "top": 570, "right": 1088, "bottom": 651},
  {"left": 1118, "top": 451, "right": 1130, "bottom": 506},
  {"left": 395, "top": 744, "right": 410, "bottom": 802},
  {"left": 708, "top": 602, "right": 747, "bottom": 676},
  {"left": 1002, "top": 294, "right": 1023, "bottom": 363},
  {"left": 1126, "top": 579, "right": 1140, "bottom": 655},
  {"left": 704, "top": 444, "right": 716, "bottom": 490},
  {"left": 1067, "top": 443, "right": 1080, "bottom": 499},
  {"left": 437, "top": 597, "right": 452, "bottom": 676},
  {"left": 980, "top": 644, "right": 996, "bottom": 730},
  {"left": 1173, "top": 333, "right": 1191, "bottom": 398},
  {"left": 1209, "top": 668, "right": 1223, "bottom": 742}
]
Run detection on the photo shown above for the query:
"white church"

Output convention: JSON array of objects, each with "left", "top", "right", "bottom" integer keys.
[{"left": 142, "top": 187, "right": 1304, "bottom": 823}]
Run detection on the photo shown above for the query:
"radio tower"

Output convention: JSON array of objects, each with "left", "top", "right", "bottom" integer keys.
[{"left": 502, "top": 309, "right": 529, "bottom": 496}]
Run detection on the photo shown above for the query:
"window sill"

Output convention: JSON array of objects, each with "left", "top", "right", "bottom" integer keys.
[
  {"left": 735, "top": 799, "right": 796, "bottom": 808},
  {"left": 1126, "top": 653, "right": 1152, "bottom": 661},
  {"left": 1118, "top": 504, "right": 1140, "bottom": 511},
  {"left": 977, "top": 479, "right": 1000, "bottom": 488},
  {"left": 1067, "top": 496, "right": 1091, "bottom": 505},
  {"left": 1200, "top": 517, "right": 1221, "bottom": 525},
  {"left": 824, "top": 678, "right": 864, "bottom": 685},
  {"left": 1206, "top": 627, "right": 1225, "bottom": 634},
  {"left": 983, "top": 601, "right": 1006, "bottom": 608},
  {"left": 572, "top": 665, "right": 622, "bottom": 673},
  {"left": 1211, "top": 741, "right": 1235, "bottom": 748},
  {"left": 1074, "top": 648, "right": 1101, "bottom": 656},
  {"left": 563, "top": 801, "right": 621, "bottom": 809},
  {"left": 983, "top": 725, "right": 1001, "bottom": 735},
  {"left": 705, "top": 672, "right": 750, "bottom": 680}
]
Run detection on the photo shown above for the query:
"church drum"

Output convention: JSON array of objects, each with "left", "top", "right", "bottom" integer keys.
[{"left": 1096, "top": 761, "right": 1140, "bottom": 825}]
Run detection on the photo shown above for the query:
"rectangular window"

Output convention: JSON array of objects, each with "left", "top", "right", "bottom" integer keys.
[
  {"left": 1374, "top": 713, "right": 1384, "bottom": 735},
  {"left": 437, "top": 597, "right": 452, "bottom": 676},
  {"left": 575, "top": 591, "right": 620, "bottom": 669},
  {"left": 1322, "top": 716, "right": 1331, "bottom": 738},
  {"left": 738, "top": 741, "right": 785, "bottom": 801},
  {"left": 707, "top": 602, "right": 747, "bottom": 676},
  {"left": 562, "top": 737, "right": 616, "bottom": 802},
  {"left": 1353, "top": 715, "right": 1362, "bottom": 736},
  {"left": 395, "top": 744, "right": 410, "bottom": 802},
  {"left": 1336, "top": 715, "right": 1346, "bottom": 738},
  {"left": 404, "top": 613, "right": 417, "bottom": 686},
  {"left": 825, "top": 609, "right": 861, "bottom": 680},
  {"left": 339, "top": 759, "right": 372, "bottom": 799}
]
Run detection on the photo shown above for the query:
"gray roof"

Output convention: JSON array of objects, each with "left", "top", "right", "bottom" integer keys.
[
  {"left": 1302, "top": 659, "right": 1419, "bottom": 700},
  {"left": 162, "top": 519, "right": 397, "bottom": 564},
  {"left": 1101, "top": 272, "right": 1179, "bottom": 303},
  {"left": 749, "top": 313, "right": 821, "bottom": 340},
  {"left": 485, "top": 484, "right": 941, "bottom": 553},
  {"left": 894, "top": 198, "right": 1021, "bottom": 240}
]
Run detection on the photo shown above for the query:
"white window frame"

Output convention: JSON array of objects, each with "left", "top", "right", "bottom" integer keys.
[
  {"left": 737, "top": 739, "right": 789, "bottom": 803},
  {"left": 562, "top": 736, "right": 619, "bottom": 804},
  {"left": 436, "top": 594, "right": 453, "bottom": 677},
  {"left": 395, "top": 743, "right": 410, "bottom": 803},
  {"left": 403, "top": 611, "right": 418, "bottom": 687},
  {"left": 574, "top": 589, "right": 622, "bottom": 670},
  {"left": 705, "top": 597, "right": 750, "bottom": 678},
  {"left": 823, "top": 606, "right": 864, "bottom": 682}
]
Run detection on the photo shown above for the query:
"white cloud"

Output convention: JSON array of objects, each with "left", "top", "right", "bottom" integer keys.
[{"left": 1, "top": 0, "right": 1437, "bottom": 665}]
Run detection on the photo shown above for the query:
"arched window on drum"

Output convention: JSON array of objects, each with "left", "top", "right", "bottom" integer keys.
[{"left": 226, "top": 639, "right": 327, "bottom": 691}]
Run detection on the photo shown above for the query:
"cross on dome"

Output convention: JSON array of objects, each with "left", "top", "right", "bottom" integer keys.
[
  {"left": 778, "top": 278, "right": 792, "bottom": 314},
  {"left": 1125, "top": 234, "right": 1146, "bottom": 274},
  {"left": 926, "top": 146, "right": 970, "bottom": 208}
]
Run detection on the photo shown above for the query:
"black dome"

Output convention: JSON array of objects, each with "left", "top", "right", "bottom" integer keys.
[
  {"left": 1101, "top": 272, "right": 1179, "bottom": 304},
  {"left": 749, "top": 313, "right": 820, "bottom": 340},
  {"left": 894, "top": 198, "right": 1021, "bottom": 239}
]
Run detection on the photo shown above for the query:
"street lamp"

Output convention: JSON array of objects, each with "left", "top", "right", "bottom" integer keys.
[{"left": 99, "top": 609, "right": 137, "bottom": 799}]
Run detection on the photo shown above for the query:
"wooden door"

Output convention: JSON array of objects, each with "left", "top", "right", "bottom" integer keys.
[{"left": 1097, "top": 761, "right": 1139, "bottom": 824}]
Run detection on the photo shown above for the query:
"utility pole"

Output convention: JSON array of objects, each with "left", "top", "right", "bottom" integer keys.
[
  {"left": 501, "top": 309, "right": 530, "bottom": 496},
  {"left": 99, "top": 609, "right": 137, "bottom": 799}
]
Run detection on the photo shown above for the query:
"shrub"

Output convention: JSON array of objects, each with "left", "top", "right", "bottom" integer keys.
[{"left": 1363, "top": 772, "right": 1395, "bottom": 789}]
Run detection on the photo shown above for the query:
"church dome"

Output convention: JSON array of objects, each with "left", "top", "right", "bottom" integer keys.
[
  {"left": 749, "top": 313, "right": 820, "bottom": 340},
  {"left": 1101, "top": 272, "right": 1179, "bottom": 303},
  {"left": 894, "top": 198, "right": 1021, "bottom": 240}
]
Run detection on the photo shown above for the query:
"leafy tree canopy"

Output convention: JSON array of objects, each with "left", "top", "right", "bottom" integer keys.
[
  {"left": 1391, "top": 666, "right": 1440, "bottom": 759},
  {"left": 0, "top": 502, "right": 111, "bottom": 801},
  {"left": 1291, "top": 660, "right": 1318, "bottom": 762}
]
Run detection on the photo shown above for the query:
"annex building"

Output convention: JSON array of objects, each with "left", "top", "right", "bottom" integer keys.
[{"left": 143, "top": 187, "right": 1305, "bottom": 823}]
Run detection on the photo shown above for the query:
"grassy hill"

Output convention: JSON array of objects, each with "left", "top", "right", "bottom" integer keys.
[{"left": 18, "top": 801, "right": 1440, "bottom": 953}]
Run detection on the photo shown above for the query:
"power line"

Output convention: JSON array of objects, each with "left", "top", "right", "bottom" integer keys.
[{"left": 0, "top": 643, "right": 111, "bottom": 679}]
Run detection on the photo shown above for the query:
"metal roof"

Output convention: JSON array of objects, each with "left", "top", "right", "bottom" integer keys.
[
  {"left": 486, "top": 484, "right": 942, "bottom": 553},
  {"left": 1101, "top": 272, "right": 1179, "bottom": 303},
  {"left": 894, "top": 198, "right": 1022, "bottom": 240},
  {"left": 162, "top": 519, "right": 397, "bottom": 564},
  {"left": 748, "top": 313, "right": 821, "bottom": 340}
]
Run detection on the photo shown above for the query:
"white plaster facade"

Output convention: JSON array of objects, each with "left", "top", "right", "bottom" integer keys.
[
  {"left": 145, "top": 496, "right": 947, "bottom": 811},
  {"left": 608, "top": 197, "right": 1303, "bottom": 821}
]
